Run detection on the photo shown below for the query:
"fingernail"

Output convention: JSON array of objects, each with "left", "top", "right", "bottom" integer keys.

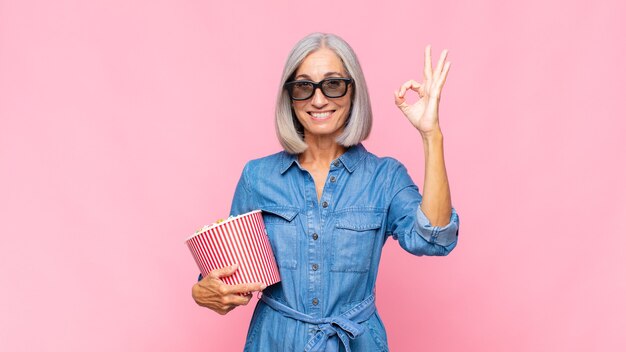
[{"left": 260, "top": 284, "right": 267, "bottom": 290}]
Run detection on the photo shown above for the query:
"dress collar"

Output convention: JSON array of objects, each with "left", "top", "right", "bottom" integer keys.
[{"left": 279, "top": 143, "right": 367, "bottom": 175}]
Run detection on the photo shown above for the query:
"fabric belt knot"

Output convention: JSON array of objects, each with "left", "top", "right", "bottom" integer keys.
[{"left": 260, "top": 293, "right": 376, "bottom": 352}]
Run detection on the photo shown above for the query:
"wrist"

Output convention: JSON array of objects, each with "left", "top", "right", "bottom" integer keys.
[{"left": 420, "top": 128, "right": 443, "bottom": 144}]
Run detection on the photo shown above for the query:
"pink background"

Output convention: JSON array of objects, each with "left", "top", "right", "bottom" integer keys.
[{"left": 1, "top": 0, "right": 625, "bottom": 351}]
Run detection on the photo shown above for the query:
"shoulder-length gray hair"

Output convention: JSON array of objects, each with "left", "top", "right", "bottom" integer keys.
[{"left": 275, "top": 33, "right": 373, "bottom": 154}]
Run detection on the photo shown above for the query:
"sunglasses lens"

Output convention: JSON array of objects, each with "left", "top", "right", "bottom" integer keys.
[
  {"left": 321, "top": 79, "right": 348, "bottom": 98},
  {"left": 290, "top": 82, "right": 314, "bottom": 100}
]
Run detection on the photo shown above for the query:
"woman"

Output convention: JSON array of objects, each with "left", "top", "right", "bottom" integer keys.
[{"left": 192, "top": 33, "right": 459, "bottom": 351}]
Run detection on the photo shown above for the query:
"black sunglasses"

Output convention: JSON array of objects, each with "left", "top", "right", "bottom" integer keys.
[{"left": 284, "top": 78, "right": 353, "bottom": 101}]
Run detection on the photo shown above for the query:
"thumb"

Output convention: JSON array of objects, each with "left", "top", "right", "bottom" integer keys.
[{"left": 209, "top": 264, "right": 239, "bottom": 279}]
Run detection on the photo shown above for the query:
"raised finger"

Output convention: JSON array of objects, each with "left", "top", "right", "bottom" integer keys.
[
  {"left": 435, "top": 61, "right": 452, "bottom": 93},
  {"left": 424, "top": 45, "right": 433, "bottom": 84},
  {"left": 433, "top": 49, "right": 449, "bottom": 82}
]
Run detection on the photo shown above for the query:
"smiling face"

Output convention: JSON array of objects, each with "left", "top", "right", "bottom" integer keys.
[{"left": 291, "top": 48, "right": 352, "bottom": 139}]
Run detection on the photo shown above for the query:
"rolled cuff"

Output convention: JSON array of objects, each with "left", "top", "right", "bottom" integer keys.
[{"left": 416, "top": 205, "right": 459, "bottom": 247}]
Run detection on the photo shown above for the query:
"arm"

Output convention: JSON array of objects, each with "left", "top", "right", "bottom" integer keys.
[
  {"left": 394, "top": 45, "right": 453, "bottom": 227},
  {"left": 421, "top": 131, "right": 451, "bottom": 226},
  {"left": 386, "top": 162, "right": 458, "bottom": 256},
  {"left": 191, "top": 163, "right": 264, "bottom": 314},
  {"left": 229, "top": 161, "right": 255, "bottom": 216}
]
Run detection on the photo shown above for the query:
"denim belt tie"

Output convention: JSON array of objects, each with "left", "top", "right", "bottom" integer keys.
[{"left": 260, "top": 293, "right": 376, "bottom": 352}]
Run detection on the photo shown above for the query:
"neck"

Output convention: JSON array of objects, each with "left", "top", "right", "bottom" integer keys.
[{"left": 299, "top": 133, "right": 347, "bottom": 166}]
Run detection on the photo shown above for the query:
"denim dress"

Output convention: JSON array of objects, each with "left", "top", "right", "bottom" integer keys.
[{"left": 229, "top": 143, "right": 460, "bottom": 352}]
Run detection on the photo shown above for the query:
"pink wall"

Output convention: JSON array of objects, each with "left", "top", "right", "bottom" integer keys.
[{"left": 1, "top": 0, "right": 625, "bottom": 351}]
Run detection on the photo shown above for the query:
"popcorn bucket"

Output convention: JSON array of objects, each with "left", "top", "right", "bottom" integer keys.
[{"left": 185, "top": 210, "right": 280, "bottom": 287}]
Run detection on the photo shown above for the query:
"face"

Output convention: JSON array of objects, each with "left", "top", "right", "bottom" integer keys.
[{"left": 291, "top": 48, "right": 352, "bottom": 139}]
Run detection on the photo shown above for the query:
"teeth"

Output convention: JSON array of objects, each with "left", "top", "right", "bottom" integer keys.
[{"left": 310, "top": 112, "right": 331, "bottom": 118}]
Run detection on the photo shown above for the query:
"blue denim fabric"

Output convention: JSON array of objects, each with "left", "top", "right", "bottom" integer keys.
[
  {"left": 230, "top": 143, "right": 459, "bottom": 351},
  {"left": 260, "top": 293, "right": 376, "bottom": 352}
]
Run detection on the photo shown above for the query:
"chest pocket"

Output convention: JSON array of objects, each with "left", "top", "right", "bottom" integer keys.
[
  {"left": 262, "top": 206, "right": 299, "bottom": 270},
  {"left": 331, "top": 210, "right": 384, "bottom": 273}
]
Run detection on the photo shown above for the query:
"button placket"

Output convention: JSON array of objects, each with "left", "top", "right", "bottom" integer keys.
[
  {"left": 306, "top": 159, "right": 342, "bottom": 315},
  {"left": 301, "top": 168, "right": 322, "bottom": 316}
]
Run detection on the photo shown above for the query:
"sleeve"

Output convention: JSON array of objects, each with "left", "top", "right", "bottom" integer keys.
[
  {"left": 229, "top": 162, "right": 256, "bottom": 216},
  {"left": 385, "top": 162, "right": 460, "bottom": 256}
]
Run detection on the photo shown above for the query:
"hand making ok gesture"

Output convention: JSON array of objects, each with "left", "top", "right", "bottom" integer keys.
[{"left": 394, "top": 45, "right": 451, "bottom": 137}]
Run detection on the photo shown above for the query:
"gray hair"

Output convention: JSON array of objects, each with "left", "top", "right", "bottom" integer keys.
[{"left": 275, "top": 33, "right": 373, "bottom": 154}]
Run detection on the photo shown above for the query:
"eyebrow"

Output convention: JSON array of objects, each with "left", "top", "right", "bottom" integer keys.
[{"left": 295, "top": 71, "right": 345, "bottom": 80}]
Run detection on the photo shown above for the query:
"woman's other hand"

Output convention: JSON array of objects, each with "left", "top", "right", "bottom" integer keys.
[
  {"left": 191, "top": 264, "right": 266, "bottom": 315},
  {"left": 394, "top": 45, "right": 451, "bottom": 137}
]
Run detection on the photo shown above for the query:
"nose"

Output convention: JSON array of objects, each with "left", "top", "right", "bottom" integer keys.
[{"left": 310, "top": 87, "right": 328, "bottom": 108}]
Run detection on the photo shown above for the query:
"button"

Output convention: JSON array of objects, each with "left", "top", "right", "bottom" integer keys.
[
  {"left": 330, "top": 176, "right": 336, "bottom": 183},
  {"left": 312, "top": 263, "right": 319, "bottom": 271},
  {"left": 333, "top": 160, "right": 340, "bottom": 167},
  {"left": 312, "top": 298, "right": 319, "bottom": 306},
  {"left": 312, "top": 233, "right": 319, "bottom": 240},
  {"left": 322, "top": 201, "right": 328, "bottom": 208}
]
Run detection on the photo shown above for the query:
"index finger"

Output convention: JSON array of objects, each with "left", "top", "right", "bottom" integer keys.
[
  {"left": 209, "top": 264, "right": 238, "bottom": 279},
  {"left": 223, "top": 282, "right": 267, "bottom": 294}
]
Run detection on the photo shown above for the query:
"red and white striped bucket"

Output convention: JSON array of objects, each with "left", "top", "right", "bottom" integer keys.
[{"left": 185, "top": 210, "right": 280, "bottom": 287}]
